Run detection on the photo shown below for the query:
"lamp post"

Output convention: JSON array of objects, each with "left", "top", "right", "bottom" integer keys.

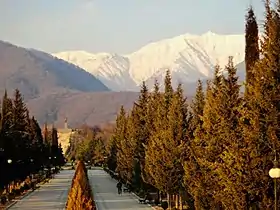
[
  {"left": 54, "top": 156, "right": 57, "bottom": 171},
  {"left": 269, "top": 153, "right": 280, "bottom": 210},
  {"left": 48, "top": 157, "right": 52, "bottom": 177}
]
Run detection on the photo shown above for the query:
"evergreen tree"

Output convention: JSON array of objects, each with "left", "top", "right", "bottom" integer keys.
[
  {"left": 92, "top": 137, "right": 106, "bottom": 165},
  {"left": 31, "top": 117, "right": 44, "bottom": 145},
  {"left": 142, "top": 80, "right": 161, "bottom": 186},
  {"left": 1, "top": 89, "right": 13, "bottom": 131},
  {"left": 245, "top": 5, "right": 259, "bottom": 95},
  {"left": 145, "top": 83, "right": 186, "bottom": 207},
  {"left": 118, "top": 109, "right": 137, "bottom": 183},
  {"left": 51, "top": 126, "right": 59, "bottom": 147},
  {"left": 107, "top": 137, "right": 117, "bottom": 171},
  {"left": 193, "top": 65, "right": 224, "bottom": 209},
  {"left": 133, "top": 81, "right": 150, "bottom": 189},
  {"left": 66, "top": 161, "right": 95, "bottom": 210},
  {"left": 12, "top": 89, "right": 29, "bottom": 169},
  {"left": 42, "top": 123, "right": 48, "bottom": 144},
  {"left": 114, "top": 106, "right": 129, "bottom": 180},
  {"left": 12, "top": 89, "right": 27, "bottom": 131},
  {"left": 209, "top": 57, "right": 244, "bottom": 209},
  {"left": 183, "top": 79, "right": 207, "bottom": 209},
  {"left": 0, "top": 89, "right": 63, "bottom": 191},
  {"left": 239, "top": 1, "right": 280, "bottom": 208},
  {"left": 163, "top": 69, "right": 173, "bottom": 116}
]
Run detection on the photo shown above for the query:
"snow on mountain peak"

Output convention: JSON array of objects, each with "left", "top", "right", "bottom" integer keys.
[{"left": 53, "top": 32, "right": 245, "bottom": 91}]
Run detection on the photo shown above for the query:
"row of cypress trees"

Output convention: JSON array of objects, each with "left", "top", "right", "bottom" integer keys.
[
  {"left": 0, "top": 89, "right": 64, "bottom": 193},
  {"left": 107, "top": 1, "right": 280, "bottom": 209},
  {"left": 65, "top": 161, "right": 96, "bottom": 210}
]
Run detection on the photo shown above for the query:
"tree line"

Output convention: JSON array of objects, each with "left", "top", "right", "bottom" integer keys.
[
  {"left": 66, "top": 124, "right": 113, "bottom": 165},
  {"left": 107, "top": 2, "right": 280, "bottom": 209},
  {"left": 0, "top": 89, "right": 64, "bottom": 194}
]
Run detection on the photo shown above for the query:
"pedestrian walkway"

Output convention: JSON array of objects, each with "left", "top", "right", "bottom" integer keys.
[
  {"left": 8, "top": 169, "right": 75, "bottom": 210},
  {"left": 88, "top": 168, "right": 152, "bottom": 210}
]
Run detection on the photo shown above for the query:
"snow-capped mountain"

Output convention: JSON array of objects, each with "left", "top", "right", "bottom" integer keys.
[{"left": 53, "top": 31, "right": 245, "bottom": 91}]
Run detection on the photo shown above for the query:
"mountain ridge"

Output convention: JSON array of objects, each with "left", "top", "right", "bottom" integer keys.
[
  {"left": 0, "top": 32, "right": 246, "bottom": 127},
  {"left": 0, "top": 40, "right": 113, "bottom": 126},
  {"left": 53, "top": 31, "right": 246, "bottom": 91}
]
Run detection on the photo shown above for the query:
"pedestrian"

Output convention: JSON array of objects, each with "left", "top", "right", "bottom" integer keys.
[{"left": 116, "top": 181, "right": 122, "bottom": 195}]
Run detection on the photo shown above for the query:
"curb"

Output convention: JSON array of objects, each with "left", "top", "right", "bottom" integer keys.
[
  {"left": 87, "top": 170, "right": 99, "bottom": 210},
  {"left": 130, "top": 191, "right": 157, "bottom": 210}
]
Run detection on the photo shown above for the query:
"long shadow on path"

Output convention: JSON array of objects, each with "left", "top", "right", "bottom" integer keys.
[{"left": 8, "top": 170, "right": 75, "bottom": 210}]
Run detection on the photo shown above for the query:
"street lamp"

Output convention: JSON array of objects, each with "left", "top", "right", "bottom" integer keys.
[
  {"left": 269, "top": 153, "right": 280, "bottom": 210},
  {"left": 7, "top": 159, "right": 12, "bottom": 164}
]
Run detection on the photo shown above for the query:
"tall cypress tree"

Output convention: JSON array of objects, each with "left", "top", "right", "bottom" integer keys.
[
  {"left": 12, "top": 89, "right": 29, "bottom": 164},
  {"left": 133, "top": 81, "right": 149, "bottom": 189},
  {"left": 42, "top": 123, "right": 48, "bottom": 144},
  {"left": 13, "top": 89, "right": 27, "bottom": 131},
  {"left": 145, "top": 83, "right": 185, "bottom": 197},
  {"left": 143, "top": 80, "right": 161, "bottom": 186},
  {"left": 211, "top": 57, "right": 244, "bottom": 209},
  {"left": 120, "top": 109, "right": 137, "bottom": 183},
  {"left": 114, "top": 106, "right": 128, "bottom": 180},
  {"left": 240, "top": 1, "right": 280, "bottom": 208},
  {"left": 31, "top": 117, "right": 44, "bottom": 145},
  {"left": 193, "top": 64, "right": 224, "bottom": 209},
  {"left": 183, "top": 79, "right": 206, "bottom": 209},
  {"left": 1, "top": 90, "right": 13, "bottom": 131},
  {"left": 245, "top": 6, "right": 259, "bottom": 95},
  {"left": 164, "top": 69, "right": 173, "bottom": 112}
]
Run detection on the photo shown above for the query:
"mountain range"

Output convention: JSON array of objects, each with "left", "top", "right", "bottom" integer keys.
[
  {"left": 0, "top": 31, "right": 246, "bottom": 127},
  {"left": 53, "top": 31, "right": 246, "bottom": 91}
]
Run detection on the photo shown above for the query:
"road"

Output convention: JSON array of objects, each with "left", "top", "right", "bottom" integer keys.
[
  {"left": 8, "top": 169, "right": 75, "bottom": 210},
  {"left": 88, "top": 168, "right": 152, "bottom": 210}
]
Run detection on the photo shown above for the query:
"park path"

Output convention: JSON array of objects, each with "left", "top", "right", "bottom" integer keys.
[
  {"left": 88, "top": 168, "right": 152, "bottom": 210},
  {"left": 8, "top": 169, "right": 74, "bottom": 210}
]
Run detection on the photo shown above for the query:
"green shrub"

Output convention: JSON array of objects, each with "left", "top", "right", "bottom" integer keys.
[
  {"left": 0, "top": 195, "right": 7, "bottom": 205},
  {"left": 161, "top": 201, "right": 168, "bottom": 210}
]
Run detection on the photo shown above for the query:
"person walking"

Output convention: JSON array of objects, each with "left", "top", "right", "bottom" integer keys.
[{"left": 116, "top": 181, "right": 122, "bottom": 195}]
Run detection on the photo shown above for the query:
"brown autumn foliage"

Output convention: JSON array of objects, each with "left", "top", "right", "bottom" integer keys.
[{"left": 65, "top": 161, "right": 96, "bottom": 210}]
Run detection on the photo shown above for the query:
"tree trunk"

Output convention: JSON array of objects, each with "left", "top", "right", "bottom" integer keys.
[
  {"left": 194, "top": 191, "right": 200, "bottom": 210},
  {"left": 175, "top": 194, "right": 178, "bottom": 209},
  {"left": 179, "top": 193, "right": 183, "bottom": 210},
  {"left": 167, "top": 193, "right": 171, "bottom": 209}
]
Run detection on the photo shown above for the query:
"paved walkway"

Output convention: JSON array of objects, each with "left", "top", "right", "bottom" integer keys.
[
  {"left": 8, "top": 169, "right": 75, "bottom": 210},
  {"left": 88, "top": 168, "right": 152, "bottom": 210}
]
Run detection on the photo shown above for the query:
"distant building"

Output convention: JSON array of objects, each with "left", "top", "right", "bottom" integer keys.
[{"left": 64, "top": 117, "right": 68, "bottom": 129}]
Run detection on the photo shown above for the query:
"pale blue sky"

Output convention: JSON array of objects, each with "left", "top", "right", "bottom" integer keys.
[{"left": 0, "top": 0, "right": 265, "bottom": 54}]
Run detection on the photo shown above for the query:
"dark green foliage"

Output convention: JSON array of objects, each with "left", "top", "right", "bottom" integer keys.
[
  {"left": 0, "top": 89, "right": 65, "bottom": 191},
  {"left": 245, "top": 5, "right": 259, "bottom": 93}
]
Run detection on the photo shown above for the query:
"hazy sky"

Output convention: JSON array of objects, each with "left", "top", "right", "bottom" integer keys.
[{"left": 0, "top": 0, "right": 265, "bottom": 54}]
